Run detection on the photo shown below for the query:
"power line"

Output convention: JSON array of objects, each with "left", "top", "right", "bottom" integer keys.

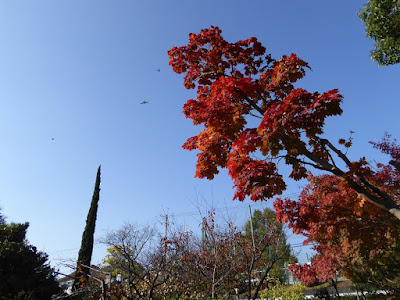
[{"left": 164, "top": 192, "right": 302, "bottom": 219}]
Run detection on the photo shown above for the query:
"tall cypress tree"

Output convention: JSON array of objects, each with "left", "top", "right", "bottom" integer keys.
[{"left": 75, "top": 165, "right": 101, "bottom": 288}]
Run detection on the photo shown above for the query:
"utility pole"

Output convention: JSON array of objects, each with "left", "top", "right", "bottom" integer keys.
[
  {"left": 164, "top": 208, "right": 169, "bottom": 240},
  {"left": 163, "top": 208, "right": 169, "bottom": 255},
  {"left": 249, "top": 205, "right": 255, "bottom": 252},
  {"left": 184, "top": 224, "right": 190, "bottom": 251},
  {"left": 248, "top": 205, "right": 256, "bottom": 294}
]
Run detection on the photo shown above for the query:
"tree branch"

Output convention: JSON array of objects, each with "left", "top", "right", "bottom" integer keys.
[
  {"left": 390, "top": 160, "right": 400, "bottom": 172},
  {"left": 298, "top": 139, "right": 400, "bottom": 219},
  {"left": 302, "top": 147, "right": 344, "bottom": 176},
  {"left": 316, "top": 138, "right": 400, "bottom": 214},
  {"left": 286, "top": 155, "right": 328, "bottom": 171},
  {"left": 320, "top": 138, "right": 352, "bottom": 168},
  {"left": 249, "top": 112, "right": 263, "bottom": 119},
  {"left": 327, "top": 150, "right": 339, "bottom": 170},
  {"left": 233, "top": 87, "right": 265, "bottom": 116}
]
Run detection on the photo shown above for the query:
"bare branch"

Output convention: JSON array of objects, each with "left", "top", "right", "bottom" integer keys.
[
  {"left": 286, "top": 155, "right": 328, "bottom": 171},
  {"left": 390, "top": 160, "right": 400, "bottom": 172},
  {"left": 327, "top": 150, "right": 339, "bottom": 169},
  {"left": 249, "top": 112, "right": 263, "bottom": 119},
  {"left": 233, "top": 87, "right": 265, "bottom": 116},
  {"left": 320, "top": 138, "right": 353, "bottom": 168}
]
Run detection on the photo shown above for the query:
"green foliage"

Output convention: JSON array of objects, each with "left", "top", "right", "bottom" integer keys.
[
  {"left": 244, "top": 208, "right": 296, "bottom": 281},
  {"left": 359, "top": 0, "right": 400, "bottom": 65},
  {"left": 75, "top": 166, "right": 101, "bottom": 286},
  {"left": 260, "top": 282, "right": 305, "bottom": 300},
  {"left": 0, "top": 214, "right": 60, "bottom": 299},
  {"left": 245, "top": 208, "right": 278, "bottom": 238}
]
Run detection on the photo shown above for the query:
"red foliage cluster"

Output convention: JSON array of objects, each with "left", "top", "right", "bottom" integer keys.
[
  {"left": 370, "top": 132, "right": 400, "bottom": 162},
  {"left": 169, "top": 27, "right": 342, "bottom": 202},
  {"left": 274, "top": 168, "right": 400, "bottom": 288}
]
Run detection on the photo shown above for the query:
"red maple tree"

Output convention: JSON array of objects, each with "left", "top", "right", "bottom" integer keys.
[
  {"left": 168, "top": 26, "right": 400, "bottom": 220},
  {"left": 274, "top": 168, "right": 400, "bottom": 292}
]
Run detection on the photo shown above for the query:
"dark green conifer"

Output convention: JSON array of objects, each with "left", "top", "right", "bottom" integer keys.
[
  {"left": 75, "top": 165, "right": 101, "bottom": 288},
  {"left": 0, "top": 211, "right": 60, "bottom": 299}
]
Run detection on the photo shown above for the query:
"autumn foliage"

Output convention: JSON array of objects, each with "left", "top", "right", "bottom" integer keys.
[
  {"left": 169, "top": 26, "right": 400, "bottom": 219},
  {"left": 274, "top": 168, "right": 400, "bottom": 291}
]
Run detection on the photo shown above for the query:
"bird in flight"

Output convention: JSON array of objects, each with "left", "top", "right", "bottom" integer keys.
[
  {"left": 157, "top": 69, "right": 160, "bottom": 72},
  {"left": 51, "top": 138, "right": 55, "bottom": 140},
  {"left": 140, "top": 101, "right": 148, "bottom": 104}
]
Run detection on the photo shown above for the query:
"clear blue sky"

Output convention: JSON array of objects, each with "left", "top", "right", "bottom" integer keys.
[{"left": 0, "top": 1, "right": 398, "bottom": 274}]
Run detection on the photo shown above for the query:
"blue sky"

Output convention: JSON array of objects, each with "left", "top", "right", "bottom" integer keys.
[{"left": 0, "top": 1, "right": 398, "bottom": 274}]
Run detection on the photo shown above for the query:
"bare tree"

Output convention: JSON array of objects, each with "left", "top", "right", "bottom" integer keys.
[
  {"left": 182, "top": 209, "right": 241, "bottom": 299},
  {"left": 99, "top": 223, "right": 170, "bottom": 300}
]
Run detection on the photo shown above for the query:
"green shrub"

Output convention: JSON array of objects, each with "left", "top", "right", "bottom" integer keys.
[{"left": 260, "top": 282, "right": 305, "bottom": 300}]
